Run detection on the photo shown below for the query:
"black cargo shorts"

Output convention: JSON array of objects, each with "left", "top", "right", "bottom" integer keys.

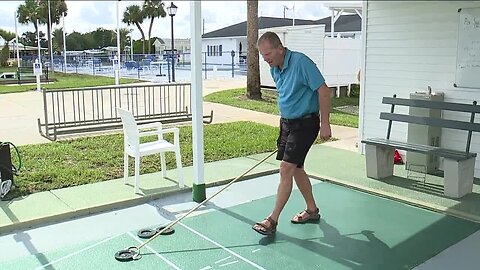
[{"left": 276, "top": 113, "right": 320, "bottom": 168}]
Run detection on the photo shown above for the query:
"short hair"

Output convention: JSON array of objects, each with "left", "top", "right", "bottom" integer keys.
[{"left": 257, "top": 31, "right": 283, "bottom": 48}]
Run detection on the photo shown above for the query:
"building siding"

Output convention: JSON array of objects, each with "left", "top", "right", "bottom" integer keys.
[
  {"left": 259, "top": 25, "right": 326, "bottom": 87},
  {"left": 362, "top": 1, "right": 480, "bottom": 176}
]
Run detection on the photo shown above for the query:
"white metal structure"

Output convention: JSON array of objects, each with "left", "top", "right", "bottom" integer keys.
[
  {"left": 116, "top": 108, "right": 184, "bottom": 194},
  {"left": 324, "top": 2, "right": 362, "bottom": 38}
]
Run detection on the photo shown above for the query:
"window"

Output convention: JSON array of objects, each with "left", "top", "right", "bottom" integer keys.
[{"left": 207, "top": 45, "right": 223, "bottom": 56}]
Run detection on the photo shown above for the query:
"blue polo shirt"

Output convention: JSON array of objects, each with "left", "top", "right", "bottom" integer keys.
[{"left": 271, "top": 48, "right": 325, "bottom": 119}]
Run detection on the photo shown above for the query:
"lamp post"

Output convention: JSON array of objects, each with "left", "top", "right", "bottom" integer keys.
[{"left": 167, "top": 2, "right": 177, "bottom": 82}]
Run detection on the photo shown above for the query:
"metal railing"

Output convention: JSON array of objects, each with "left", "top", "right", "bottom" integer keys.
[{"left": 37, "top": 83, "right": 213, "bottom": 141}]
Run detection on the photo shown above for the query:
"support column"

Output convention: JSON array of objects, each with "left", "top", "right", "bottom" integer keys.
[
  {"left": 365, "top": 144, "right": 394, "bottom": 179},
  {"left": 444, "top": 158, "right": 475, "bottom": 198},
  {"left": 191, "top": 1, "right": 206, "bottom": 202}
]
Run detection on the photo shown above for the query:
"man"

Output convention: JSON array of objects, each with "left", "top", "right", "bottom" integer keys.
[{"left": 252, "top": 31, "right": 332, "bottom": 235}]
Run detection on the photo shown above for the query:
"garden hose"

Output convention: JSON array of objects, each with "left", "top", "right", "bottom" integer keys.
[
  {"left": 0, "top": 141, "right": 22, "bottom": 199},
  {"left": 0, "top": 141, "right": 22, "bottom": 174}
]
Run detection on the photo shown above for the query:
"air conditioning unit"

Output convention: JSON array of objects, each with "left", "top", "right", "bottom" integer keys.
[{"left": 406, "top": 89, "right": 444, "bottom": 174}]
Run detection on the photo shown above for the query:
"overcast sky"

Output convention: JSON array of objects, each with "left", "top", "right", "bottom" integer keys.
[{"left": 0, "top": 1, "right": 360, "bottom": 40}]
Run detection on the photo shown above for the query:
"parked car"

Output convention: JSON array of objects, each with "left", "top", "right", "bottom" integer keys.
[{"left": 0, "top": 72, "right": 16, "bottom": 79}]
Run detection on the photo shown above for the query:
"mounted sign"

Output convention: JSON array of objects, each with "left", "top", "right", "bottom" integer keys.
[
  {"left": 33, "top": 62, "right": 42, "bottom": 76},
  {"left": 113, "top": 58, "right": 120, "bottom": 71},
  {"left": 454, "top": 7, "right": 480, "bottom": 89}
]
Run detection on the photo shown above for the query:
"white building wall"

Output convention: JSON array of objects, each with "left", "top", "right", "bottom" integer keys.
[
  {"left": 361, "top": 1, "right": 480, "bottom": 176},
  {"left": 259, "top": 25, "right": 361, "bottom": 90},
  {"left": 202, "top": 37, "right": 243, "bottom": 66},
  {"left": 259, "top": 25, "right": 326, "bottom": 87},
  {"left": 323, "top": 37, "right": 362, "bottom": 88}
]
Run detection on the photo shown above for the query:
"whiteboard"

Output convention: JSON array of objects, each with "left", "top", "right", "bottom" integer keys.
[{"left": 455, "top": 7, "right": 480, "bottom": 89}]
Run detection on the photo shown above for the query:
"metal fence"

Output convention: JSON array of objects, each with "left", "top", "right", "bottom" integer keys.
[
  {"left": 21, "top": 51, "right": 247, "bottom": 81},
  {"left": 37, "top": 83, "right": 213, "bottom": 141}
]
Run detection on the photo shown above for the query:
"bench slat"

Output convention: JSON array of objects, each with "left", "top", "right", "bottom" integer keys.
[
  {"left": 380, "top": 113, "right": 480, "bottom": 132},
  {"left": 383, "top": 97, "right": 480, "bottom": 113},
  {"left": 361, "top": 138, "right": 476, "bottom": 160}
]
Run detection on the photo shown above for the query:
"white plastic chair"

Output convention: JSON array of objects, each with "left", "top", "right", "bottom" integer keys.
[{"left": 116, "top": 108, "right": 184, "bottom": 194}]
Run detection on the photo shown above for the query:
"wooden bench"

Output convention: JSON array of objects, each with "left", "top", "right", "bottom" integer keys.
[
  {"left": 361, "top": 94, "right": 480, "bottom": 198},
  {"left": 16, "top": 66, "right": 50, "bottom": 84}
]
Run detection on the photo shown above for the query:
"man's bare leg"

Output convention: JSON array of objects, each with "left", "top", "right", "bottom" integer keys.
[
  {"left": 253, "top": 161, "right": 297, "bottom": 232},
  {"left": 291, "top": 168, "right": 318, "bottom": 221}
]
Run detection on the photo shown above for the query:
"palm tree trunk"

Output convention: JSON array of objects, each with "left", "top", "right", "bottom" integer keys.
[
  {"left": 246, "top": 0, "right": 261, "bottom": 100},
  {"left": 148, "top": 17, "right": 154, "bottom": 54},
  {"left": 135, "top": 22, "right": 146, "bottom": 54}
]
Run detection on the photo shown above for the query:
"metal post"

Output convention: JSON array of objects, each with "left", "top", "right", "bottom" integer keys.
[
  {"left": 115, "top": 0, "right": 121, "bottom": 85},
  {"left": 130, "top": 35, "right": 133, "bottom": 61},
  {"left": 170, "top": 14, "right": 175, "bottom": 82},
  {"left": 231, "top": 50, "right": 235, "bottom": 78},
  {"left": 63, "top": 15, "right": 67, "bottom": 72},
  {"left": 37, "top": 19, "right": 41, "bottom": 63},
  {"left": 14, "top": 11, "right": 20, "bottom": 68},
  {"left": 204, "top": 52, "right": 207, "bottom": 79},
  {"left": 48, "top": 0, "right": 54, "bottom": 73}
]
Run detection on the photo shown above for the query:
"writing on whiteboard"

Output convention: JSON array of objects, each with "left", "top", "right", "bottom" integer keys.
[{"left": 458, "top": 14, "right": 480, "bottom": 69}]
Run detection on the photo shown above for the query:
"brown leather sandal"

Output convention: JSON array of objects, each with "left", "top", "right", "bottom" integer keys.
[
  {"left": 291, "top": 208, "right": 321, "bottom": 224},
  {"left": 252, "top": 216, "right": 277, "bottom": 235}
]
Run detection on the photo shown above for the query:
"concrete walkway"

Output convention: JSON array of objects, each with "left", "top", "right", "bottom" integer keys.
[{"left": 0, "top": 77, "right": 359, "bottom": 152}]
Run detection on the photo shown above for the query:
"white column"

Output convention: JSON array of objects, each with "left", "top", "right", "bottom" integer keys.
[
  {"left": 190, "top": 1, "right": 205, "bottom": 202},
  {"left": 331, "top": 9, "right": 335, "bottom": 38}
]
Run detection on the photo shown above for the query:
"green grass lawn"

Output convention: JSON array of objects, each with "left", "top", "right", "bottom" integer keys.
[
  {"left": 204, "top": 88, "right": 360, "bottom": 128},
  {"left": 0, "top": 69, "right": 143, "bottom": 94},
  {"left": 7, "top": 121, "right": 330, "bottom": 199}
]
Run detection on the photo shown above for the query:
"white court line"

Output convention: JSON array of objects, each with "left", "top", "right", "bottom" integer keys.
[
  {"left": 179, "top": 223, "right": 267, "bottom": 270},
  {"left": 219, "top": 260, "right": 239, "bottom": 267},
  {"left": 252, "top": 248, "right": 261, "bottom": 253},
  {"left": 33, "top": 233, "right": 124, "bottom": 270},
  {"left": 215, "top": 255, "right": 232, "bottom": 264},
  {"left": 200, "top": 266, "right": 212, "bottom": 270},
  {"left": 127, "top": 231, "right": 182, "bottom": 270}
]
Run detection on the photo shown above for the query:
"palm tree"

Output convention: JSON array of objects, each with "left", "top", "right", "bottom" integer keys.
[
  {"left": 17, "top": 0, "right": 42, "bottom": 34},
  {"left": 123, "top": 5, "right": 146, "bottom": 54},
  {"left": 246, "top": 0, "right": 261, "bottom": 100},
  {"left": 51, "top": 27, "right": 63, "bottom": 53},
  {"left": 17, "top": 0, "right": 67, "bottom": 68},
  {"left": 0, "top": 29, "right": 16, "bottom": 67},
  {"left": 143, "top": 0, "right": 166, "bottom": 54},
  {"left": 40, "top": 0, "right": 67, "bottom": 69},
  {"left": 0, "top": 29, "right": 16, "bottom": 43},
  {"left": 119, "top": 28, "right": 133, "bottom": 52}
]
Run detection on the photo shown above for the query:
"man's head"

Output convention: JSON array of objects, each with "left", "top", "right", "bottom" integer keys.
[{"left": 257, "top": 31, "right": 285, "bottom": 68}]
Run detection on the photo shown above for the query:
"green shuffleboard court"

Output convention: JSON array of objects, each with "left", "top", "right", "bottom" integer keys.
[{"left": 3, "top": 174, "right": 480, "bottom": 270}]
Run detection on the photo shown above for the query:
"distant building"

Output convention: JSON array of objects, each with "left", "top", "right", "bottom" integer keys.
[{"left": 201, "top": 14, "right": 362, "bottom": 66}]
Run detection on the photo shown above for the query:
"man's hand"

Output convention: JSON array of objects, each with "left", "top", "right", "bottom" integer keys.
[{"left": 320, "top": 122, "right": 331, "bottom": 141}]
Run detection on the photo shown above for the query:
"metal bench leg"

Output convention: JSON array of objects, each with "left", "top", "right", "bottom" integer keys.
[
  {"left": 443, "top": 157, "right": 475, "bottom": 198},
  {"left": 365, "top": 144, "right": 394, "bottom": 179}
]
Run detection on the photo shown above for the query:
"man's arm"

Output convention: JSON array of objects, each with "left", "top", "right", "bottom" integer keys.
[{"left": 317, "top": 83, "right": 332, "bottom": 140}]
